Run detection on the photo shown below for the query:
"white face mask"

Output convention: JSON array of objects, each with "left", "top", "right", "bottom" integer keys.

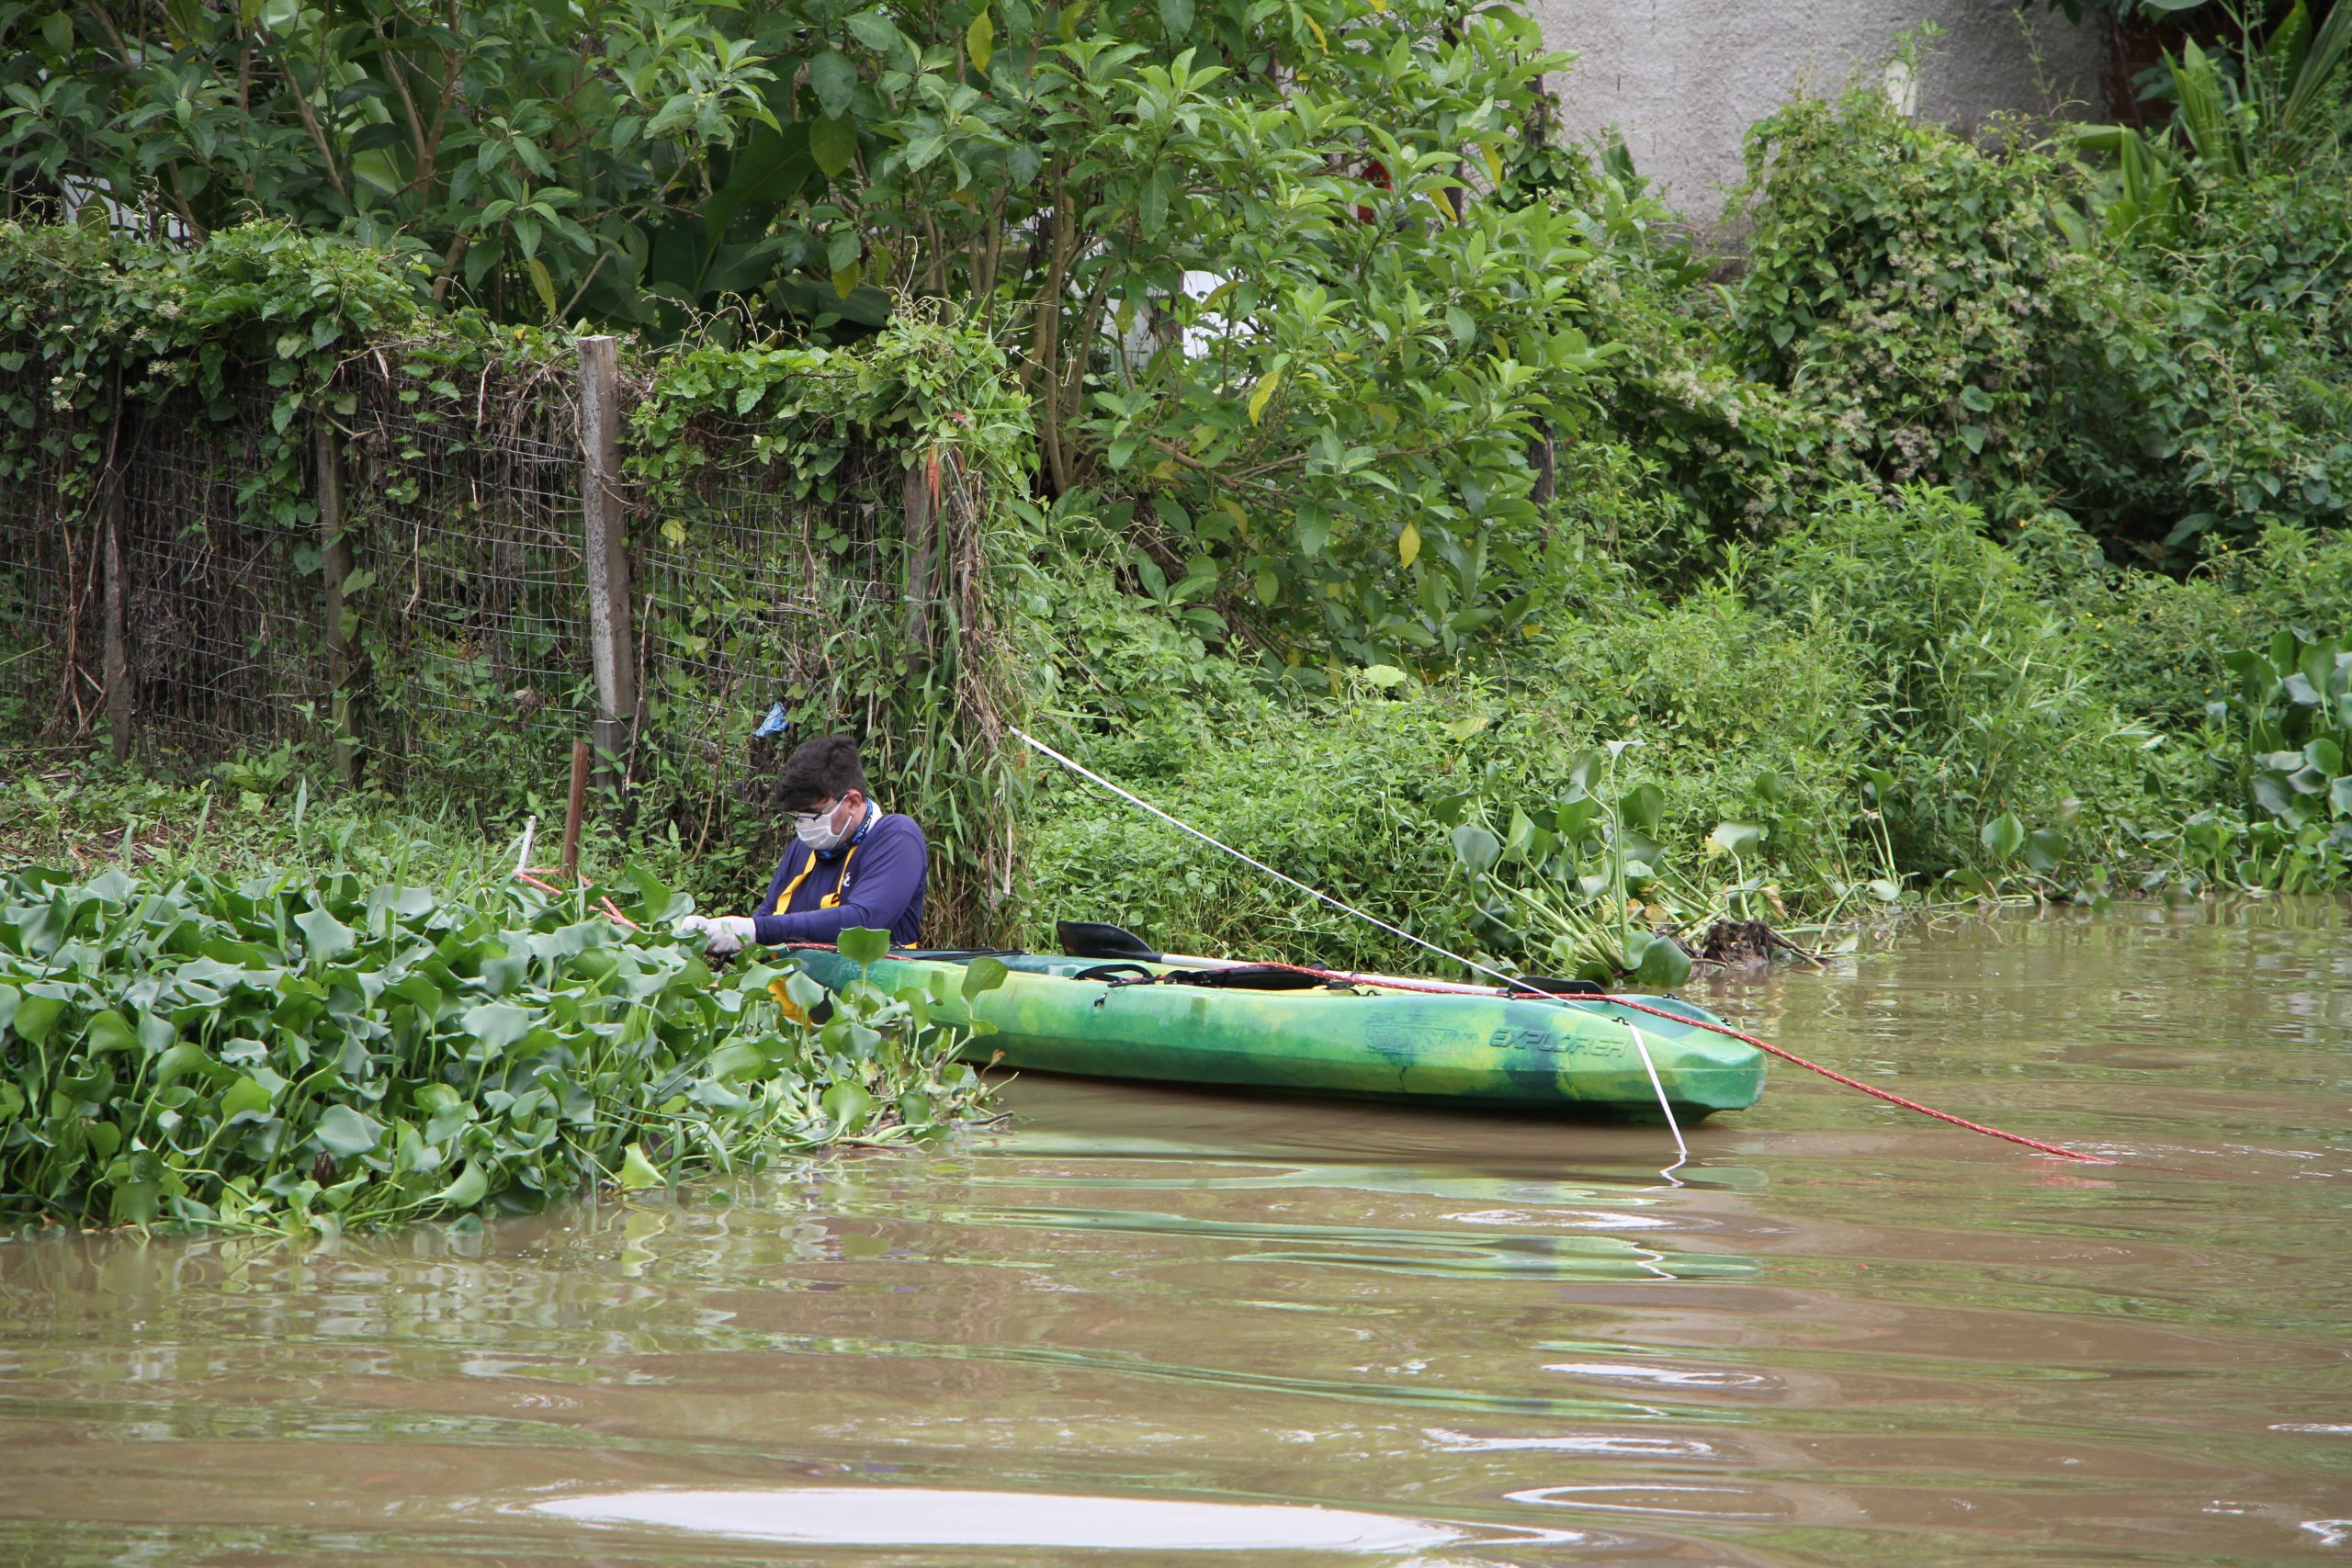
[{"left": 793, "top": 797, "right": 858, "bottom": 852}]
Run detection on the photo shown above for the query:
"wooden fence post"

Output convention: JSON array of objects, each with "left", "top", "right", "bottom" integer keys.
[
  {"left": 100, "top": 468, "right": 130, "bottom": 763},
  {"left": 317, "top": 422, "right": 357, "bottom": 788},
  {"left": 578, "top": 335, "right": 635, "bottom": 795}
]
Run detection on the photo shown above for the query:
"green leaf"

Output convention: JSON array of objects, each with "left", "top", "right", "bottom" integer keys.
[
  {"left": 965, "top": 6, "right": 994, "bottom": 73},
  {"left": 1979, "top": 812, "right": 2026, "bottom": 860},
  {"left": 155, "top": 1042, "right": 212, "bottom": 1087},
  {"left": 702, "top": 120, "right": 817, "bottom": 247},
  {"left": 809, "top": 50, "right": 859, "bottom": 119},
  {"left": 221, "top": 1075, "right": 274, "bottom": 1121},
  {"left": 2331, "top": 775, "right": 2352, "bottom": 818},
  {"left": 1246, "top": 368, "right": 1282, "bottom": 425},
  {"left": 294, "top": 906, "right": 355, "bottom": 965},
  {"left": 619, "top": 1141, "right": 664, "bottom": 1190},
  {"left": 1631, "top": 935, "right": 1692, "bottom": 991},
  {"left": 959, "top": 955, "right": 1010, "bottom": 1003},
  {"left": 836, "top": 926, "right": 890, "bottom": 966},
  {"left": 314, "top": 1104, "right": 384, "bottom": 1158},
  {"left": 1451, "top": 824, "right": 1502, "bottom": 876},
  {"left": 2024, "top": 827, "right": 2069, "bottom": 874},
  {"left": 526, "top": 256, "right": 558, "bottom": 321},
  {"left": 1708, "top": 822, "right": 1765, "bottom": 858},
  {"left": 40, "top": 10, "right": 72, "bottom": 53},
  {"left": 430, "top": 1161, "right": 489, "bottom": 1209},
  {"left": 11, "top": 993, "right": 65, "bottom": 1045},
  {"left": 1619, "top": 783, "right": 1665, "bottom": 834},
  {"left": 820, "top": 1080, "right": 873, "bottom": 1132},
  {"left": 1293, "top": 503, "right": 1330, "bottom": 558},
  {"left": 846, "top": 8, "right": 902, "bottom": 51},
  {"left": 85, "top": 1010, "right": 140, "bottom": 1053},
  {"left": 1358, "top": 663, "right": 1408, "bottom": 689},
  {"left": 460, "top": 1002, "right": 537, "bottom": 1050},
  {"left": 810, "top": 114, "right": 857, "bottom": 178}
]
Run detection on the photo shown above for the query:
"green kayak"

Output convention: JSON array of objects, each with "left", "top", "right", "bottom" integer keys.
[{"left": 787, "top": 948, "right": 1765, "bottom": 1119}]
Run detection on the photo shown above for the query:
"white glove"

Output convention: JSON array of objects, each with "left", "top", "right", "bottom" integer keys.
[{"left": 679, "top": 914, "right": 758, "bottom": 957}]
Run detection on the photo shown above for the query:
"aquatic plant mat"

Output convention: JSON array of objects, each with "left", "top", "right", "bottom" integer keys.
[{"left": 0, "top": 865, "right": 992, "bottom": 1231}]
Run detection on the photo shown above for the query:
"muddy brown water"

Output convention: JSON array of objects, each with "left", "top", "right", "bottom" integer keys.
[{"left": 2, "top": 902, "right": 2348, "bottom": 1566}]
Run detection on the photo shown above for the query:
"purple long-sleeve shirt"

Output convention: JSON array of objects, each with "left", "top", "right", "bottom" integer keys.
[{"left": 749, "top": 811, "right": 927, "bottom": 947}]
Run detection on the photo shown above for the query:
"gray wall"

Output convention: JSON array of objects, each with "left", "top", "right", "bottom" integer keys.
[{"left": 1530, "top": 2, "right": 2110, "bottom": 225}]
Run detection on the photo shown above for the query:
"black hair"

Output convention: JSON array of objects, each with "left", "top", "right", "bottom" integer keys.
[{"left": 771, "top": 734, "right": 868, "bottom": 812}]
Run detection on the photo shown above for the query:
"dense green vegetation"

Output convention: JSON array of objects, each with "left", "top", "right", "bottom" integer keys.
[{"left": 0, "top": 832, "right": 996, "bottom": 1230}]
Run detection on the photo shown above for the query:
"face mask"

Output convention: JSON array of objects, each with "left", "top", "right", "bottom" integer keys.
[{"left": 794, "top": 798, "right": 855, "bottom": 852}]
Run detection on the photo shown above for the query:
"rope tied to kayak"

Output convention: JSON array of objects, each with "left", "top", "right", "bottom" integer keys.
[{"left": 1010, "top": 726, "right": 2111, "bottom": 1167}]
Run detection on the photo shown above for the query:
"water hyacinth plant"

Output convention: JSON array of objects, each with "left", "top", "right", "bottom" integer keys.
[{"left": 0, "top": 865, "right": 997, "bottom": 1233}]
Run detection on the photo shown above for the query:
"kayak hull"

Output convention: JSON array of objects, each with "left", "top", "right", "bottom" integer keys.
[{"left": 789, "top": 952, "right": 1764, "bottom": 1119}]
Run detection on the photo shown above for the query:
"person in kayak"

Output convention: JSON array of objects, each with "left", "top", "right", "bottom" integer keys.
[{"left": 681, "top": 734, "right": 928, "bottom": 957}]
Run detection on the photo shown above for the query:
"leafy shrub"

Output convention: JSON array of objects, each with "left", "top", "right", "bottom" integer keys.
[
  {"left": 1753, "top": 486, "right": 2159, "bottom": 872},
  {"left": 1730, "top": 53, "right": 2352, "bottom": 558},
  {"left": 1732, "top": 78, "right": 2080, "bottom": 515},
  {"left": 1026, "top": 593, "right": 1876, "bottom": 976},
  {"left": 0, "top": 865, "right": 989, "bottom": 1232}
]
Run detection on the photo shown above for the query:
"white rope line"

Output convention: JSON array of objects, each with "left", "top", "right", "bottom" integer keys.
[
  {"left": 1625, "top": 1021, "right": 1689, "bottom": 1166},
  {"left": 1010, "top": 726, "right": 1690, "bottom": 1154}
]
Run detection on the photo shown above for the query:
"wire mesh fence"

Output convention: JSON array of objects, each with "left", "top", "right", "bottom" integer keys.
[
  {"left": 342, "top": 361, "right": 600, "bottom": 801},
  {"left": 0, "top": 337, "right": 1013, "bottom": 938}
]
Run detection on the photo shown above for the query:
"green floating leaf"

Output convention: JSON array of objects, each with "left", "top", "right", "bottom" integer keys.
[
  {"left": 11, "top": 993, "right": 65, "bottom": 1046},
  {"left": 820, "top": 1080, "right": 873, "bottom": 1133},
  {"left": 618, "top": 1142, "right": 664, "bottom": 1191},
  {"left": 1619, "top": 783, "right": 1666, "bottom": 835},
  {"left": 836, "top": 926, "right": 890, "bottom": 967},
  {"left": 313, "top": 1104, "right": 384, "bottom": 1158},
  {"left": 961, "top": 956, "right": 1010, "bottom": 1002},
  {"left": 221, "top": 1075, "right": 274, "bottom": 1121},
  {"left": 1708, "top": 822, "right": 1765, "bottom": 858},
  {"left": 1451, "top": 825, "right": 1502, "bottom": 877},
  {"left": 431, "top": 1161, "right": 489, "bottom": 1210},
  {"left": 1630, "top": 932, "right": 1692, "bottom": 992},
  {"left": 294, "top": 906, "right": 356, "bottom": 965}
]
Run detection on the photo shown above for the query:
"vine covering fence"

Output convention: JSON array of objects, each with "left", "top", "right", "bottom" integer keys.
[{"left": 0, "top": 288, "right": 1026, "bottom": 946}]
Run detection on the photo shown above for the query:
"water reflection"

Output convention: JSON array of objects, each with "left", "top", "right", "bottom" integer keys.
[
  {"left": 526, "top": 1484, "right": 1471, "bottom": 1551},
  {"left": 0, "top": 900, "right": 2347, "bottom": 1566}
]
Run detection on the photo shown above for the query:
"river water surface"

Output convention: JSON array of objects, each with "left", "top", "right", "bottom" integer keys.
[{"left": 2, "top": 902, "right": 2348, "bottom": 1565}]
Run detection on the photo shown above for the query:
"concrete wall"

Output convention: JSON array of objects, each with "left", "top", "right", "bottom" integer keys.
[{"left": 1529, "top": 2, "right": 2111, "bottom": 226}]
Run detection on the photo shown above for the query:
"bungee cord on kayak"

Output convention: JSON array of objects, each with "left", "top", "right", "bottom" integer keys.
[{"left": 1009, "top": 726, "right": 2111, "bottom": 1167}]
